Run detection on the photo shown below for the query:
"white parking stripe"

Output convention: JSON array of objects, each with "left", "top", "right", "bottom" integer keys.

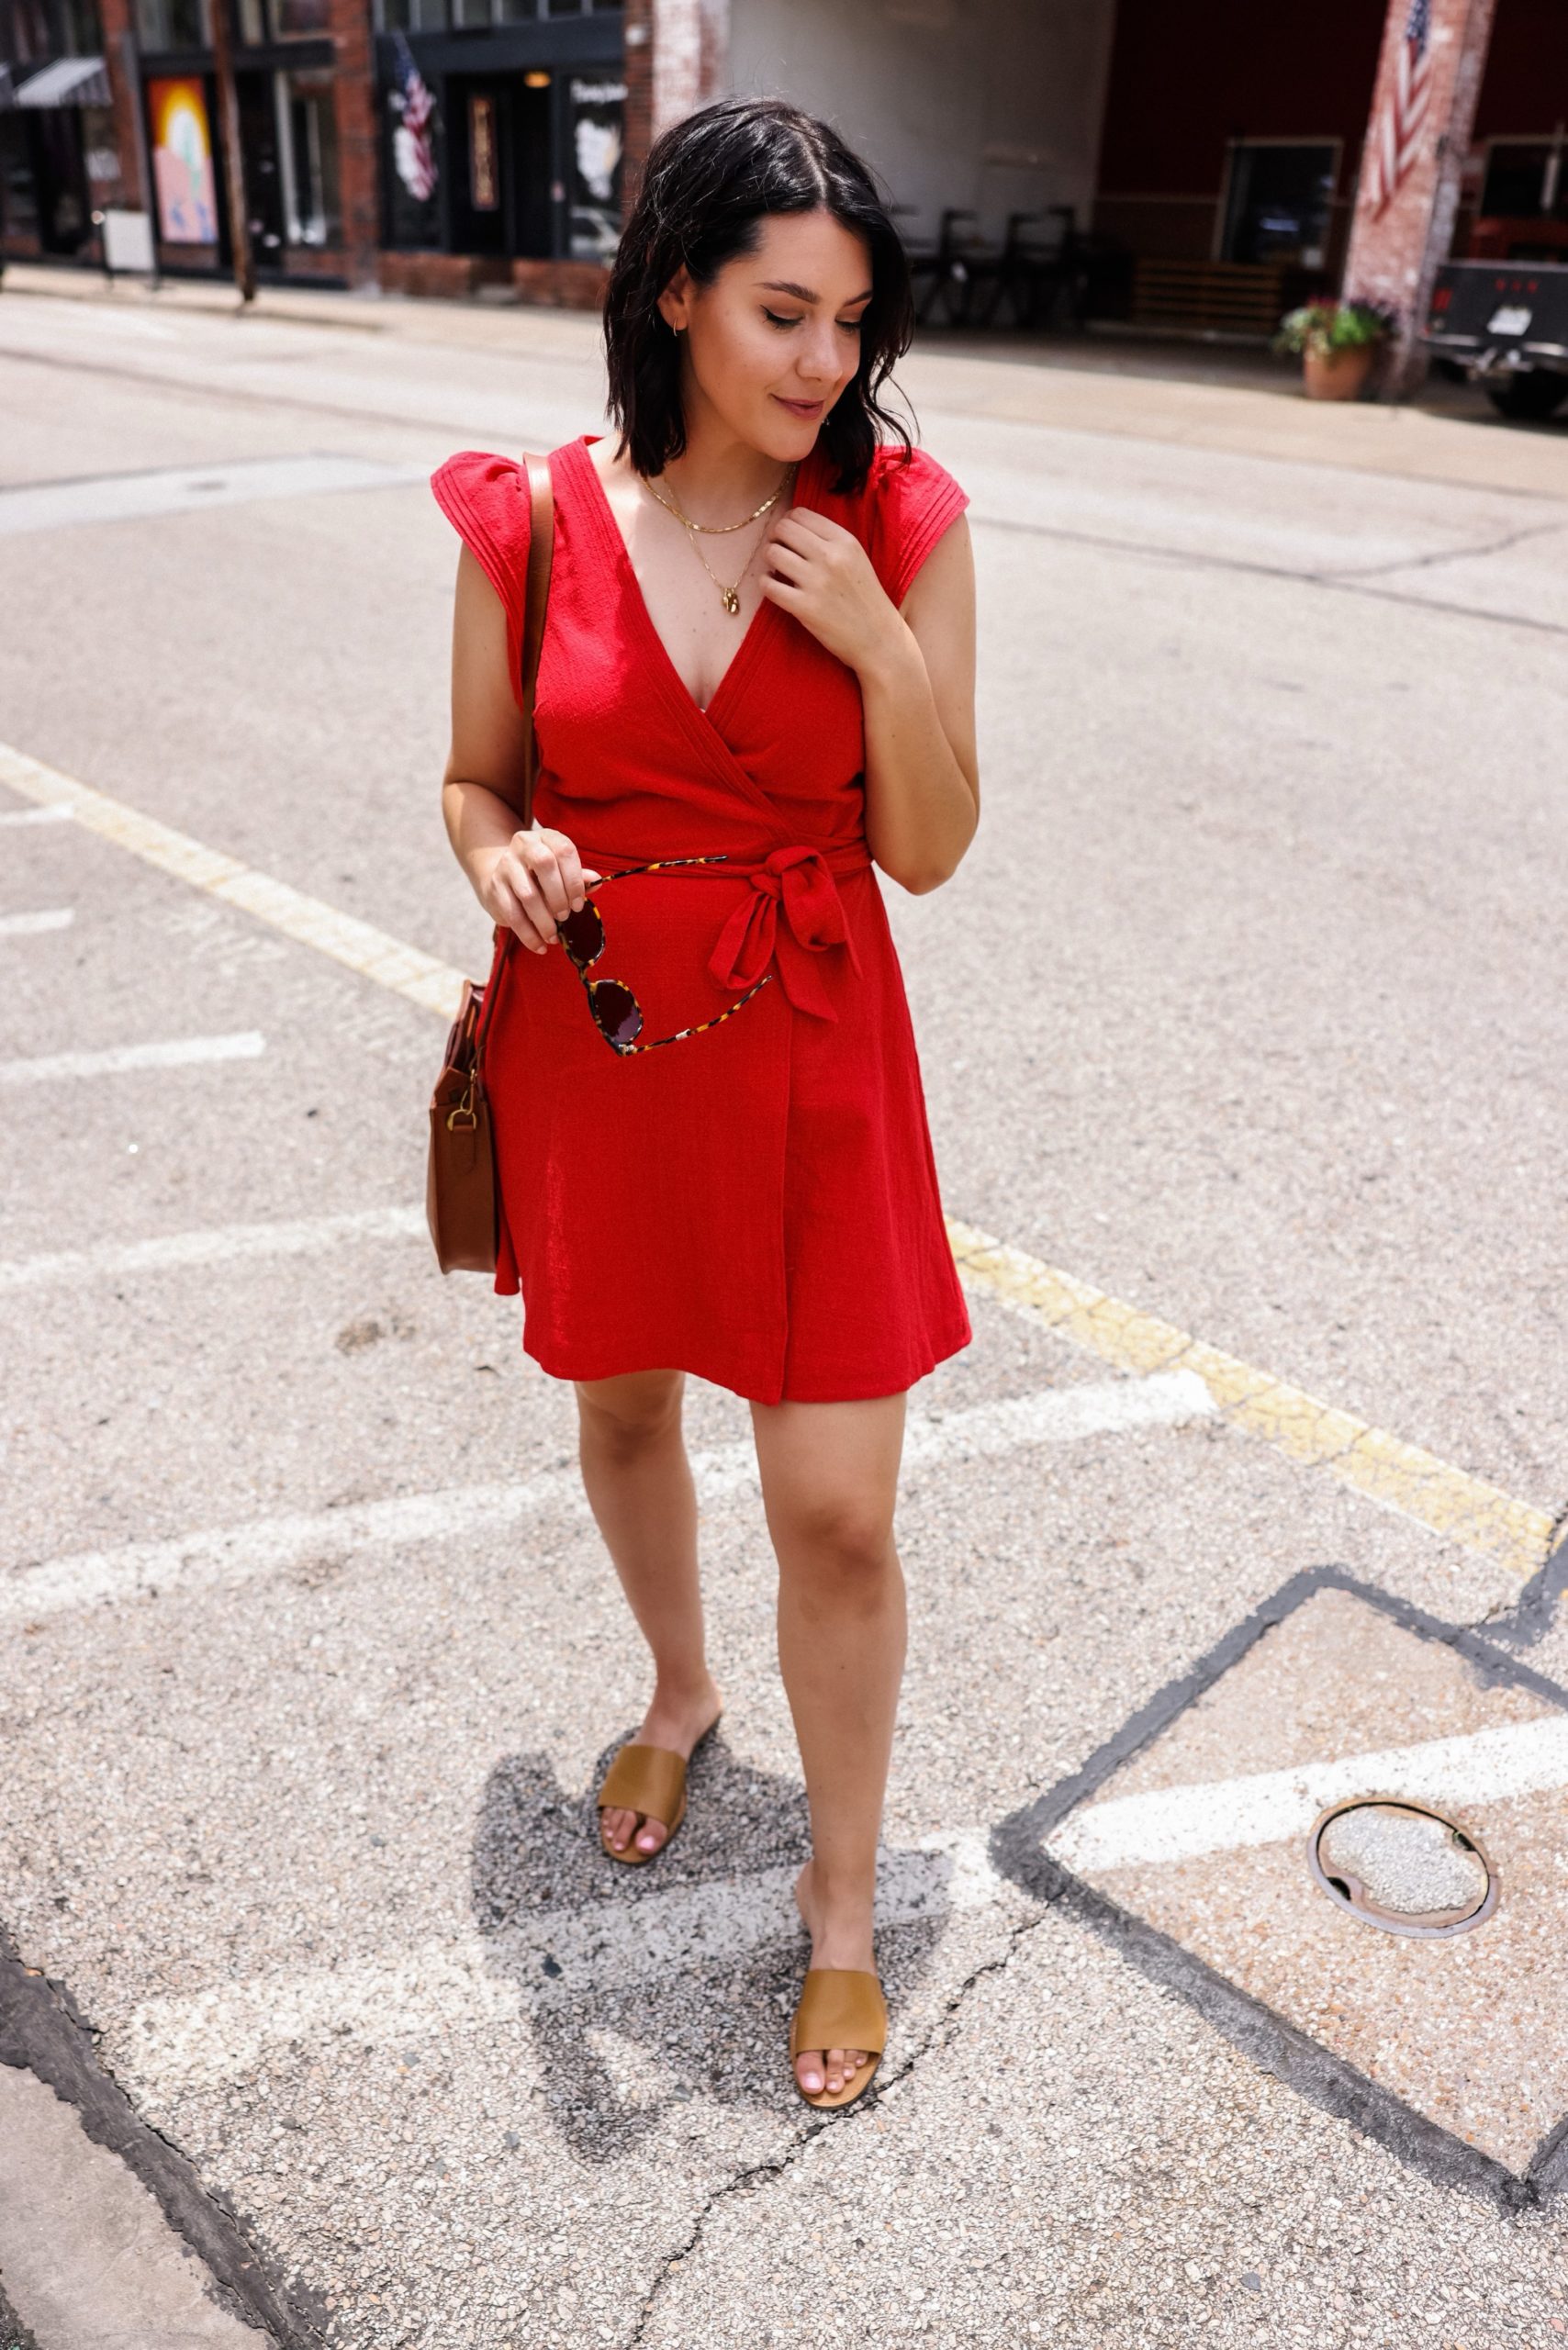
[
  {"left": 0, "top": 908, "right": 73, "bottom": 936},
  {"left": 0, "top": 1203, "right": 426, "bottom": 1292},
  {"left": 0, "top": 456, "right": 431, "bottom": 539},
  {"left": 118, "top": 1833, "right": 1009, "bottom": 2091},
  {"left": 0, "top": 803, "right": 74, "bottom": 826},
  {"left": 0, "top": 1372, "right": 1212, "bottom": 1626},
  {"left": 0, "top": 1031, "right": 265, "bottom": 1084},
  {"left": 1047, "top": 1711, "right": 1568, "bottom": 1875}
]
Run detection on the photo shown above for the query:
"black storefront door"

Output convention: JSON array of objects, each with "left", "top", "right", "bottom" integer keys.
[
  {"left": 446, "top": 73, "right": 551, "bottom": 261},
  {"left": 29, "top": 109, "right": 91, "bottom": 253},
  {"left": 237, "top": 71, "right": 287, "bottom": 268}
]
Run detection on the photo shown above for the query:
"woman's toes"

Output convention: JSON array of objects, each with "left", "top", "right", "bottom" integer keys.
[
  {"left": 601, "top": 1807, "right": 633, "bottom": 1852},
  {"left": 796, "top": 2051, "right": 824, "bottom": 2096},
  {"left": 635, "top": 1817, "right": 667, "bottom": 1855}
]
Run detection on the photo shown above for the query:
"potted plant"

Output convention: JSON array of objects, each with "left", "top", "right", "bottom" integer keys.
[{"left": 1274, "top": 298, "right": 1394, "bottom": 400}]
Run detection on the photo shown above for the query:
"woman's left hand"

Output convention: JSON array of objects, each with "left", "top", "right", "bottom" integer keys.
[{"left": 760, "top": 508, "right": 903, "bottom": 677}]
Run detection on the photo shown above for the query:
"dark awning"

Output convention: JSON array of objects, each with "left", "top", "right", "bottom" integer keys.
[{"left": 13, "top": 56, "right": 114, "bottom": 108}]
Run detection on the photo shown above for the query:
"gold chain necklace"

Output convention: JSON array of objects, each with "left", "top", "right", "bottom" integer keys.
[
  {"left": 643, "top": 464, "right": 797, "bottom": 617},
  {"left": 644, "top": 468, "right": 792, "bottom": 532}
]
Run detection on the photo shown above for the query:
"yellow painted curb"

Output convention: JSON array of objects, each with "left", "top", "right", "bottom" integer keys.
[
  {"left": 3, "top": 739, "right": 1550, "bottom": 1582},
  {"left": 946, "top": 1218, "right": 1554, "bottom": 1581}
]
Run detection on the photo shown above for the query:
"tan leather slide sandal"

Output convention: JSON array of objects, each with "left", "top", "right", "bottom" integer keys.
[
  {"left": 789, "top": 1968, "right": 888, "bottom": 2110},
  {"left": 596, "top": 1728, "right": 716, "bottom": 1865}
]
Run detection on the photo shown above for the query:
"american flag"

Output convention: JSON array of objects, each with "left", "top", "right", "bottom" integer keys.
[
  {"left": 391, "top": 32, "right": 438, "bottom": 206},
  {"left": 1364, "top": 0, "right": 1434, "bottom": 216}
]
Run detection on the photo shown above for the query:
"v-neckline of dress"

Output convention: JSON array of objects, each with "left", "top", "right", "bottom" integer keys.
[{"left": 571, "top": 431, "right": 823, "bottom": 738}]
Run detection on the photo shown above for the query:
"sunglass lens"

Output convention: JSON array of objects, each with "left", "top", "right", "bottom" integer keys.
[
  {"left": 588, "top": 979, "right": 643, "bottom": 1050},
  {"left": 559, "top": 901, "right": 604, "bottom": 968}
]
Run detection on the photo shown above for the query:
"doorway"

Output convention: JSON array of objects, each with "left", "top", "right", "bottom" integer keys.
[
  {"left": 445, "top": 71, "right": 552, "bottom": 261},
  {"left": 236, "top": 68, "right": 287, "bottom": 266}
]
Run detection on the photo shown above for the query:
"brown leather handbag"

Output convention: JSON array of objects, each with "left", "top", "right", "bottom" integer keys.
[{"left": 426, "top": 453, "right": 555, "bottom": 1275}]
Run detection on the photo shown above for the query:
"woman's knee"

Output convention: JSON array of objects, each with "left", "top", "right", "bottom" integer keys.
[
  {"left": 575, "top": 1369, "right": 685, "bottom": 1464},
  {"left": 771, "top": 1491, "right": 897, "bottom": 1596}
]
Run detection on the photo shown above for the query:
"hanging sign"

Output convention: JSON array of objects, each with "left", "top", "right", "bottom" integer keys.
[{"left": 470, "top": 91, "right": 498, "bottom": 212}]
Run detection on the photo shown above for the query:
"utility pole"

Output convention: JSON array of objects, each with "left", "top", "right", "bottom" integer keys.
[{"left": 208, "top": 0, "right": 255, "bottom": 304}]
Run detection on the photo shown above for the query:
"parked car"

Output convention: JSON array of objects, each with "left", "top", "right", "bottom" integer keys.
[{"left": 1422, "top": 261, "right": 1568, "bottom": 419}]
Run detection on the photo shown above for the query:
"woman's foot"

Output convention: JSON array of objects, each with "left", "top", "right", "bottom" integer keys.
[
  {"left": 792, "top": 1858, "right": 876, "bottom": 2098},
  {"left": 599, "top": 1673, "right": 722, "bottom": 1858}
]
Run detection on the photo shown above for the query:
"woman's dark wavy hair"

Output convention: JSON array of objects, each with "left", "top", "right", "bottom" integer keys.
[{"left": 603, "top": 97, "right": 914, "bottom": 498}]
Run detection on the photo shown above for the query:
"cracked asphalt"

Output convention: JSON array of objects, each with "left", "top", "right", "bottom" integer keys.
[{"left": 4, "top": 269, "right": 1568, "bottom": 2347}]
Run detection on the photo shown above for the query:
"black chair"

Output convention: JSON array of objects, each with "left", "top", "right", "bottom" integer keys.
[
  {"left": 915, "top": 208, "right": 1004, "bottom": 328},
  {"left": 977, "top": 206, "right": 1088, "bottom": 330}
]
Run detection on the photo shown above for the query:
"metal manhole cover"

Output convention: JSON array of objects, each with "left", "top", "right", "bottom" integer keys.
[{"left": 1308, "top": 1797, "right": 1497, "bottom": 1938}]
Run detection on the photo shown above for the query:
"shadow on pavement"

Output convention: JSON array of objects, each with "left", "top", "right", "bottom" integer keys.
[{"left": 470, "top": 1740, "right": 948, "bottom": 2163}]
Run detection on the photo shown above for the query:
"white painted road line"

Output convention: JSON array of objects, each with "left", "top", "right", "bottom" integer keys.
[
  {"left": 0, "top": 1203, "right": 427, "bottom": 1292},
  {"left": 0, "top": 1031, "right": 265, "bottom": 1085},
  {"left": 118, "top": 1833, "right": 1010, "bottom": 2092},
  {"left": 0, "top": 1373, "right": 1213, "bottom": 1625},
  {"left": 1047, "top": 1712, "right": 1568, "bottom": 1876},
  {"left": 0, "top": 909, "right": 73, "bottom": 936},
  {"left": 0, "top": 803, "right": 74, "bottom": 826},
  {"left": 0, "top": 455, "right": 431, "bottom": 539}
]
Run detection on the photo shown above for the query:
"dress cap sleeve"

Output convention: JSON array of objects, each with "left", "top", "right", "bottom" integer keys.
[
  {"left": 867, "top": 443, "right": 969, "bottom": 607},
  {"left": 431, "top": 450, "right": 533, "bottom": 707}
]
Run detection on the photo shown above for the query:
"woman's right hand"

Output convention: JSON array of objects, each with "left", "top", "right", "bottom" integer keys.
[{"left": 476, "top": 824, "right": 601, "bottom": 957}]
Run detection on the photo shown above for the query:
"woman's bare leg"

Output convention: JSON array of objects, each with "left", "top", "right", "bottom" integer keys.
[
  {"left": 750, "top": 1391, "right": 908, "bottom": 2098},
  {"left": 576, "top": 1370, "right": 722, "bottom": 1857}
]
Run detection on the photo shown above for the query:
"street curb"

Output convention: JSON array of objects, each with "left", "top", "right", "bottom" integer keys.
[{"left": 0, "top": 1923, "right": 327, "bottom": 2346}]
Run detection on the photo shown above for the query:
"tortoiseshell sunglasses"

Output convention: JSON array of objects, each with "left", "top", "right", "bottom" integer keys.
[{"left": 554, "top": 855, "right": 770, "bottom": 1055}]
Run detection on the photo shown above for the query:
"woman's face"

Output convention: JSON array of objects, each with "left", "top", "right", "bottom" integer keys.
[{"left": 658, "top": 208, "right": 874, "bottom": 464}]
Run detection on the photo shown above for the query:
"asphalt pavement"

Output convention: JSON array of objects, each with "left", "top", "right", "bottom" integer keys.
[{"left": 3, "top": 264, "right": 1567, "bottom": 2349}]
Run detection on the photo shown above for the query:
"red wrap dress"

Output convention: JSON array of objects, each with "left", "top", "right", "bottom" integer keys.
[{"left": 431, "top": 431, "right": 972, "bottom": 1404}]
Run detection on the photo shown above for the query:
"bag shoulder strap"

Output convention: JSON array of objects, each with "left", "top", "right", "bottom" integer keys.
[
  {"left": 518, "top": 450, "right": 555, "bottom": 831},
  {"left": 475, "top": 451, "right": 554, "bottom": 1058}
]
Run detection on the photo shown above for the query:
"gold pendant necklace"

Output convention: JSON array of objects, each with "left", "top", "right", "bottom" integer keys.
[{"left": 643, "top": 464, "right": 797, "bottom": 616}]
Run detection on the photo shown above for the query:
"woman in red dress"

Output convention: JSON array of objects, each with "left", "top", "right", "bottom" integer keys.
[{"left": 436, "top": 97, "right": 979, "bottom": 2110}]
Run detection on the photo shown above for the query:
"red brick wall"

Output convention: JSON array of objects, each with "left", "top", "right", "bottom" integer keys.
[{"left": 328, "top": 0, "right": 378, "bottom": 285}]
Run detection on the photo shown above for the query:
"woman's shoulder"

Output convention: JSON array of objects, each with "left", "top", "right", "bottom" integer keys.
[
  {"left": 838, "top": 440, "right": 970, "bottom": 606},
  {"left": 431, "top": 440, "right": 579, "bottom": 527}
]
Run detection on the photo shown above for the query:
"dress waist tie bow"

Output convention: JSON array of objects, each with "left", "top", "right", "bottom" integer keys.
[{"left": 705, "top": 842, "right": 869, "bottom": 1022}]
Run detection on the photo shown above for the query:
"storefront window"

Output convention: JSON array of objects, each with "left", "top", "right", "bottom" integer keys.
[
  {"left": 1219, "top": 141, "right": 1337, "bottom": 269},
  {"left": 0, "top": 114, "right": 40, "bottom": 234},
  {"left": 568, "top": 73, "right": 622, "bottom": 258},
  {"left": 495, "top": 0, "right": 540, "bottom": 17},
  {"left": 276, "top": 66, "right": 338, "bottom": 241},
  {"left": 273, "top": 0, "right": 330, "bottom": 36},
  {"left": 1480, "top": 141, "right": 1568, "bottom": 220},
  {"left": 5, "top": 0, "right": 104, "bottom": 57},
  {"left": 375, "top": 0, "right": 449, "bottom": 28},
  {"left": 137, "top": 0, "right": 212, "bottom": 52},
  {"left": 380, "top": 29, "right": 442, "bottom": 245}
]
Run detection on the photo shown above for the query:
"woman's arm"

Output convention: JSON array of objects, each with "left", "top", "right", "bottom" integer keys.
[
  {"left": 760, "top": 507, "right": 979, "bottom": 894},
  {"left": 441, "top": 544, "right": 598, "bottom": 955}
]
